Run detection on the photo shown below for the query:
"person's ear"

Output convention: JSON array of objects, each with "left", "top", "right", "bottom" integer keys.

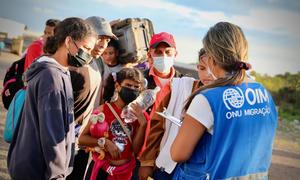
[
  {"left": 147, "top": 51, "right": 153, "bottom": 65},
  {"left": 115, "top": 82, "right": 121, "bottom": 92},
  {"left": 65, "top": 36, "right": 72, "bottom": 49}
]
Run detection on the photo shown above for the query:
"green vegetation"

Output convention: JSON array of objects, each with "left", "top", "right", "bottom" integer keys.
[{"left": 252, "top": 71, "right": 300, "bottom": 121}]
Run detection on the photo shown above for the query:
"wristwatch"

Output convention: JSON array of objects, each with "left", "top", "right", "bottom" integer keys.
[{"left": 97, "top": 137, "right": 106, "bottom": 149}]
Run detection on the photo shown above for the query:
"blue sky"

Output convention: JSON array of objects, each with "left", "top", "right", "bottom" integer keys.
[{"left": 1, "top": 0, "right": 300, "bottom": 75}]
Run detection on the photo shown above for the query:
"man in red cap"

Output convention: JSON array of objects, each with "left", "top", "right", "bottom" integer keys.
[
  {"left": 135, "top": 32, "right": 184, "bottom": 180},
  {"left": 144, "top": 32, "right": 181, "bottom": 118}
]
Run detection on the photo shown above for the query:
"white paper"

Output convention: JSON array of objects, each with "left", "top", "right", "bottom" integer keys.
[{"left": 156, "top": 111, "right": 182, "bottom": 126}]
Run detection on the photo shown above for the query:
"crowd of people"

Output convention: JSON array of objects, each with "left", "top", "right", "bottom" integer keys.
[{"left": 6, "top": 16, "right": 277, "bottom": 180}]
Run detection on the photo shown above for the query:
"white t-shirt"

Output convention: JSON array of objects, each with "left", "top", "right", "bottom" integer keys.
[
  {"left": 186, "top": 93, "right": 214, "bottom": 134},
  {"left": 102, "top": 63, "right": 123, "bottom": 82}
]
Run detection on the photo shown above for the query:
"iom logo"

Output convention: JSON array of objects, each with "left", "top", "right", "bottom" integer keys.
[{"left": 223, "top": 87, "right": 244, "bottom": 110}]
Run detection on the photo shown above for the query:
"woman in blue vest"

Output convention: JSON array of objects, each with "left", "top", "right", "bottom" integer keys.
[{"left": 170, "top": 22, "right": 277, "bottom": 180}]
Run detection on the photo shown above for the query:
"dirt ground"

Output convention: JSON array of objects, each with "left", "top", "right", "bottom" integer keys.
[{"left": 0, "top": 51, "right": 299, "bottom": 179}]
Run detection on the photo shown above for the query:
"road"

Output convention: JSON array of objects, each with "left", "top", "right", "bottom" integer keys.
[{"left": 0, "top": 51, "right": 299, "bottom": 179}]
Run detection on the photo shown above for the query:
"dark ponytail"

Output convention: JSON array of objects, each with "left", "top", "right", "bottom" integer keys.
[
  {"left": 44, "top": 17, "right": 96, "bottom": 54},
  {"left": 103, "top": 68, "right": 144, "bottom": 102}
]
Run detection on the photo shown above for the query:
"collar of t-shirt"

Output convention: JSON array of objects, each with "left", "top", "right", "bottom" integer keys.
[{"left": 149, "top": 66, "right": 175, "bottom": 88}]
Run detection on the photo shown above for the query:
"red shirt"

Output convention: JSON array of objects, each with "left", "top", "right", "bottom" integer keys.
[
  {"left": 148, "top": 66, "right": 175, "bottom": 118},
  {"left": 24, "top": 38, "right": 44, "bottom": 71},
  {"left": 93, "top": 103, "right": 149, "bottom": 160}
]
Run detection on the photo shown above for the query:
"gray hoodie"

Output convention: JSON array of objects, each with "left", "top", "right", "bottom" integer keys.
[{"left": 7, "top": 56, "right": 75, "bottom": 180}]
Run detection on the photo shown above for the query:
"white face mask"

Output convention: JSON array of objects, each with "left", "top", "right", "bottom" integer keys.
[{"left": 152, "top": 56, "right": 174, "bottom": 73}]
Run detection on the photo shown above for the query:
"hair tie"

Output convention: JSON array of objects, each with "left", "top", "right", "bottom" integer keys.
[
  {"left": 111, "top": 72, "right": 117, "bottom": 82},
  {"left": 235, "top": 61, "right": 252, "bottom": 70}
]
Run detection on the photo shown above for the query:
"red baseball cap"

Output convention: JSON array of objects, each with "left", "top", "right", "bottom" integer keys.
[{"left": 149, "top": 32, "right": 176, "bottom": 49}]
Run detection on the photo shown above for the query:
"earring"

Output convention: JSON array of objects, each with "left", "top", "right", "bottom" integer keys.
[{"left": 111, "top": 90, "right": 118, "bottom": 102}]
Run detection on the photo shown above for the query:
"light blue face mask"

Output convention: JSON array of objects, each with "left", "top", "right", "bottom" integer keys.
[{"left": 153, "top": 56, "right": 174, "bottom": 73}]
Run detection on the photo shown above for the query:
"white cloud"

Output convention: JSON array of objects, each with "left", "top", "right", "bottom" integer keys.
[
  {"left": 248, "top": 36, "right": 300, "bottom": 75},
  {"left": 95, "top": 0, "right": 227, "bottom": 27},
  {"left": 231, "top": 8, "right": 300, "bottom": 39},
  {"left": 94, "top": 0, "right": 300, "bottom": 75},
  {"left": 96, "top": 0, "right": 300, "bottom": 39},
  {"left": 175, "top": 35, "right": 202, "bottom": 64}
]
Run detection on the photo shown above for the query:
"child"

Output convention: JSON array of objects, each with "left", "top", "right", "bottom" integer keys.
[
  {"left": 102, "top": 39, "right": 124, "bottom": 81},
  {"left": 79, "top": 68, "right": 149, "bottom": 180}
]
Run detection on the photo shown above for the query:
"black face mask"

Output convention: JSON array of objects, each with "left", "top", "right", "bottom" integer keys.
[
  {"left": 119, "top": 86, "right": 140, "bottom": 105},
  {"left": 68, "top": 48, "right": 93, "bottom": 67}
]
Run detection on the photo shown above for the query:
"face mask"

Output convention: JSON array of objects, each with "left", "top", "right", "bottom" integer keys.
[
  {"left": 68, "top": 48, "right": 93, "bottom": 67},
  {"left": 205, "top": 56, "right": 218, "bottom": 80},
  {"left": 152, "top": 56, "right": 174, "bottom": 73},
  {"left": 206, "top": 65, "right": 217, "bottom": 80},
  {"left": 119, "top": 86, "right": 140, "bottom": 104}
]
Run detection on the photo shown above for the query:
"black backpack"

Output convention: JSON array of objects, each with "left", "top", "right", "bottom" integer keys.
[{"left": 1, "top": 56, "right": 25, "bottom": 110}]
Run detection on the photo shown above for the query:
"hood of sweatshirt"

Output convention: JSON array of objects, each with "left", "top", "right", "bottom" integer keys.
[{"left": 25, "top": 56, "right": 69, "bottom": 83}]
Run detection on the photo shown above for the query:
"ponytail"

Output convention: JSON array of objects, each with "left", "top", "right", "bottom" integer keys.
[
  {"left": 184, "top": 70, "right": 245, "bottom": 111},
  {"left": 42, "top": 17, "right": 95, "bottom": 55}
]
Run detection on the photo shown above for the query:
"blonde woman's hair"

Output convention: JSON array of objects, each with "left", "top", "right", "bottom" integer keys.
[{"left": 184, "top": 22, "right": 250, "bottom": 111}]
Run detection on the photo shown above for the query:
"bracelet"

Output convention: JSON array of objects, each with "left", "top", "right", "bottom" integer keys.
[{"left": 97, "top": 137, "right": 106, "bottom": 149}]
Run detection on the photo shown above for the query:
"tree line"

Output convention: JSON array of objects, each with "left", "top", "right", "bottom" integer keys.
[{"left": 252, "top": 71, "right": 300, "bottom": 121}]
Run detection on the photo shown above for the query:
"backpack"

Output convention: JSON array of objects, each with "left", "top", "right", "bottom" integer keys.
[
  {"left": 3, "top": 88, "right": 26, "bottom": 143},
  {"left": 1, "top": 56, "right": 25, "bottom": 109},
  {"left": 111, "top": 18, "right": 154, "bottom": 64}
]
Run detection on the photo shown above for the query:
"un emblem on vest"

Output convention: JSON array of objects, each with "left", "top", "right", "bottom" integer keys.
[{"left": 223, "top": 87, "right": 244, "bottom": 110}]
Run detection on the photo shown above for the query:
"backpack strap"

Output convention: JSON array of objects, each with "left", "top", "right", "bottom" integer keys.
[{"left": 106, "top": 103, "right": 132, "bottom": 144}]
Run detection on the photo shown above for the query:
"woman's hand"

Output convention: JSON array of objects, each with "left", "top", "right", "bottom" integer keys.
[
  {"left": 130, "top": 102, "right": 147, "bottom": 126},
  {"left": 104, "top": 139, "right": 121, "bottom": 159}
]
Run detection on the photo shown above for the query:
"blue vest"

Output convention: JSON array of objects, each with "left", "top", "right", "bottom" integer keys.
[{"left": 173, "top": 82, "right": 277, "bottom": 180}]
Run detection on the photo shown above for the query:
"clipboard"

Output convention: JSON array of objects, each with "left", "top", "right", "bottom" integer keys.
[{"left": 156, "top": 111, "right": 182, "bottom": 127}]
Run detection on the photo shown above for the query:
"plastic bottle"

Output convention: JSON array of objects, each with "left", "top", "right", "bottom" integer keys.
[{"left": 121, "top": 86, "right": 160, "bottom": 123}]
